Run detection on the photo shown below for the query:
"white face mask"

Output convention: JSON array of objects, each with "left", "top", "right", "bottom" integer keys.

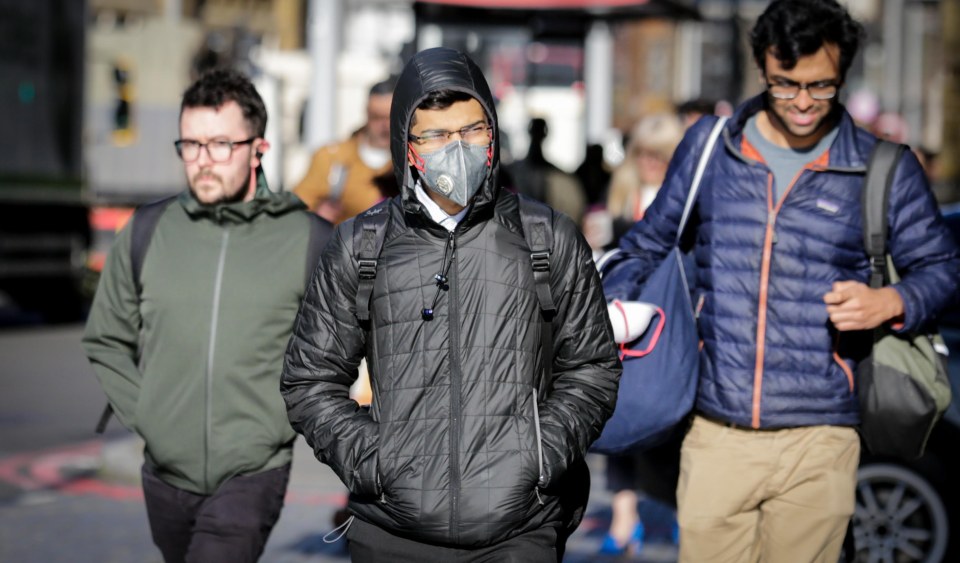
[
  {"left": 359, "top": 142, "right": 390, "bottom": 169},
  {"left": 417, "top": 140, "right": 490, "bottom": 207}
]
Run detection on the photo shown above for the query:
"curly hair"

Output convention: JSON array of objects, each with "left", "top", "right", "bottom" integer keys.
[
  {"left": 180, "top": 68, "right": 267, "bottom": 137},
  {"left": 750, "top": 0, "right": 865, "bottom": 80}
]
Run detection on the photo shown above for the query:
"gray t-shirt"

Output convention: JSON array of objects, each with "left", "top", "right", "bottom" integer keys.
[{"left": 744, "top": 114, "right": 838, "bottom": 203}]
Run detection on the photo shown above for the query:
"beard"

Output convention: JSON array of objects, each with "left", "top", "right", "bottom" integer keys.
[
  {"left": 189, "top": 168, "right": 252, "bottom": 206},
  {"left": 764, "top": 95, "right": 841, "bottom": 144}
]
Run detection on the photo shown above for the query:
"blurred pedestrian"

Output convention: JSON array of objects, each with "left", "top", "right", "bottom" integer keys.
[
  {"left": 83, "top": 69, "right": 332, "bottom": 563},
  {"left": 601, "top": 0, "right": 960, "bottom": 561},
  {"left": 575, "top": 143, "right": 611, "bottom": 206},
  {"left": 281, "top": 47, "right": 620, "bottom": 562},
  {"left": 606, "top": 113, "right": 685, "bottom": 243},
  {"left": 508, "top": 117, "right": 587, "bottom": 223},
  {"left": 870, "top": 111, "right": 909, "bottom": 143},
  {"left": 295, "top": 79, "right": 395, "bottom": 223},
  {"left": 676, "top": 98, "right": 716, "bottom": 129}
]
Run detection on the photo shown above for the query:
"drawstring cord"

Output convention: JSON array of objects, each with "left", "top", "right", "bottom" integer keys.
[
  {"left": 422, "top": 232, "right": 457, "bottom": 320},
  {"left": 322, "top": 515, "right": 354, "bottom": 544}
]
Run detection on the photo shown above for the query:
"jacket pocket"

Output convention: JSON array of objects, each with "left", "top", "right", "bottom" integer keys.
[{"left": 832, "top": 333, "right": 855, "bottom": 393}]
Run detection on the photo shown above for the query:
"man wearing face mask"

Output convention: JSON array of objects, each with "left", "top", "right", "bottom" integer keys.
[
  {"left": 281, "top": 47, "right": 621, "bottom": 561},
  {"left": 83, "top": 69, "right": 331, "bottom": 562},
  {"left": 294, "top": 79, "right": 395, "bottom": 223}
]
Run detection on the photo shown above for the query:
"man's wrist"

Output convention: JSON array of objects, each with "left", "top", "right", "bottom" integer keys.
[{"left": 882, "top": 286, "right": 906, "bottom": 327}]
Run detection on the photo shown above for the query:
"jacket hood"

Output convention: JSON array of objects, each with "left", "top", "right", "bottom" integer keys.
[
  {"left": 390, "top": 47, "right": 501, "bottom": 222},
  {"left": 180, "top": 165, "right": 306, "bottom": 224}
]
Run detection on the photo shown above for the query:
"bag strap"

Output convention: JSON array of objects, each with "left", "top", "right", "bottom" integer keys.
[
  {"left": 518, "top": 195, "right": 556, "bottom": 399},
  {"left": 96, "top": 195, "right": 175, "bottom": 434},
  {"left": 677, "top": 116, "right": 728, "bottom": 246},
  {"left": 353, "top": 203, "right": 391, "bottom": 323},
  {"left": 862, "top": 141, "right": 907, "bottom": 289},
  {"left": 130, "top": 196, "right": 176, "bottom": 293},
  {"left": 305, "top": 214, "right": 333, "bottom": 286}
]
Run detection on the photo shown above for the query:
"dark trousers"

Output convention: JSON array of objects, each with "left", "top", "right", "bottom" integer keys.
[
  {"left": 141, "top": 463, "right": 290, "bottom": 563},
  {"left": 346, "top": 517, "right": 560, "bottom": 563}
]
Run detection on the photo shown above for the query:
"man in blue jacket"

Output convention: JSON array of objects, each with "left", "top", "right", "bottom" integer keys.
[{"left": 602, "top": 0, "right": 960, "bottom": 560}]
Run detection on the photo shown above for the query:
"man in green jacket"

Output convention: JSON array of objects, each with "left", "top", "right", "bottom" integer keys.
[{"left": 83, "top": 69, "right": 330, "bottom": 563}]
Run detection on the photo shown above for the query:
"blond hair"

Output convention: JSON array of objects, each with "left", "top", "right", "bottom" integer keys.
[
  {"left": 607, "top": 113, "right": 685, "bottom": 222},
  {"left": 627, "top": 113, "right": 685, "bottom": 162}
]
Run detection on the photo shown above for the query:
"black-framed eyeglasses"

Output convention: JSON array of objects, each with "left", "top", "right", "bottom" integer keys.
[
  {"left": 174, "top": 138, "right": 256, "bottom": 163},
  {"left": 408, "top": 123, "right": 491, "bottom": 152},
  {"left": 765, "top": 79, "right": 840, "bottom": 101}
]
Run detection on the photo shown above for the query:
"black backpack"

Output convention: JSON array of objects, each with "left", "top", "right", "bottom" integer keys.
[{"left": 95, "top": 196, "right": 331, "bottom": 433}]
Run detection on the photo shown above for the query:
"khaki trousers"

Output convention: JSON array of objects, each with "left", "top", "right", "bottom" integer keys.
[{"left": 676, "top": 416, "right": 860, "bottom": 563}]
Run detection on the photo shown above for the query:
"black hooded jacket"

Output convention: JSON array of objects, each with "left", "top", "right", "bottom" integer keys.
[{"left": 281, "top": 47, "right": 620, "bottom": 548}]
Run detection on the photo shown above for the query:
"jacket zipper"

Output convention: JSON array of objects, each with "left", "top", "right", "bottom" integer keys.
[
  {"left": 205, "top": 230, "right": 230, "bottom": 490},
  {"left": 444, "top": 231, "right": 462, "bottom": 540},
  {"left": 531, "top": 387, "right": 545, "bottom": 505},
  {"left": 751, "top": 163, "right": 823, "bottom": 428}
]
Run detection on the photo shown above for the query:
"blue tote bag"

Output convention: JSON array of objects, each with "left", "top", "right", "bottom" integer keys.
[{"left": 591, "top": 117, "right": 727, "bottom": 455}]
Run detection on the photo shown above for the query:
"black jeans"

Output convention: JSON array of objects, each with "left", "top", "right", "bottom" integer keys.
[
  {"left": 140, "top": 463, "right": 290, "bottom": 563},
  {"left": 346, "top": 517, "right": 560, "bottom": 563}
]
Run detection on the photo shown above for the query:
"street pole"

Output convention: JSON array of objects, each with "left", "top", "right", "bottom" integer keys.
[
  {"left": 304, "top": 0, "right": 341, "bottom": 151},
  {"left": 881, "top": 0, "right": 905, "bottom": 114},
  {"left": 942, "top": 0, "right": 960, "bottom": 199},
  {"left": 584, "top": 20, "right": 613, "bottom": 145}
]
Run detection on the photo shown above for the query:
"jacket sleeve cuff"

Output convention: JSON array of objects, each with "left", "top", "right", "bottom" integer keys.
[{"left": 888, "top": 284, "right": 915, "bottom": 333}]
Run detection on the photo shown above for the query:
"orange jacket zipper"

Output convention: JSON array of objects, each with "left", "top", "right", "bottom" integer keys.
[{"left": 743, "top": 138, "right": 830, "bottom": 428}]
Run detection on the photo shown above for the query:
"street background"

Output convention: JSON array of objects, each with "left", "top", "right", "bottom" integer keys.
[{"left": 3, "top": 1, "right": 960, "bottom": 561}]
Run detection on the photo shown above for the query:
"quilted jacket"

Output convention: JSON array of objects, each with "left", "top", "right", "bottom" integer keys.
[
  {"left": 281, "top": 47, "right": 621, "bottom": 547},
  {"left": 603, "top": 95, "right": 960, "bottom": 429}
]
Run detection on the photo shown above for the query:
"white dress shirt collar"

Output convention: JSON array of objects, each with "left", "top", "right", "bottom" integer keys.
[{"left": 414, "top": 180, "right": 468, "bottom": 232}]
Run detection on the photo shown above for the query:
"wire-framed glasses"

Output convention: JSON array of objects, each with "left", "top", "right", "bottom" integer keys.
[
  {"left": 174, "top": 138, "right": 256, "bottom": 162},
  {"left": 408, "top": 123, "right": 491, "bottom": 152}
]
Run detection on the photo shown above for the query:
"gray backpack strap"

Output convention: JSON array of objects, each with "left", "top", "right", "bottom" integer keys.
[
  {"left": 517, "top": 195, "right": 556, "bottom": 398},
  {"left": 862, "top": 141, "right": 907, "bottom": 289},
  {"left": 96, "top": 195, "right": 175, "bottom": 434},
  {"left": 305, "top": 214, "right": 333, "bottom": 286},
  {"left": 353, "top": 203, "right": 391, "bottom": 323}
]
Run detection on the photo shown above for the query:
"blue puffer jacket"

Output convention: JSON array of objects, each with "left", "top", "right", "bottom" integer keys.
[{"left": 603, "top": 95, "right": 960, "bottom": 429}]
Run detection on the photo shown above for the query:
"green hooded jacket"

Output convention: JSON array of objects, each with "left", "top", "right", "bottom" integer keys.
[{"left": 83, "top": 174, "right": 324, "bottom": 494}]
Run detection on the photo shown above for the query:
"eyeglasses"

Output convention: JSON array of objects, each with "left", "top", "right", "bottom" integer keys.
[
  {"left": 765, "top": 79, "right": 840, "bottom": 101},
  {"left": 408, "top": 123, "right": 491, "bottom": 152},
  {"left": 174, "top": 138, "right": 256, "bottom": 162}
]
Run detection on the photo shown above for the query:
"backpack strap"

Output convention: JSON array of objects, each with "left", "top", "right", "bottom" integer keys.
[
  {"left": 96, "top": 195, "right": 175, "bottom": 434},
  {"left": 305, "top": 213, "right": 333, "bottom": 286},
  {"left": 130, "top": 196, "right": 176, "bottom": 294},
  {"left": 353, "top": 203, "right": 391, "bottom": 323},
  {"left": 518, "top": 195, "right": 556, "bottom": 398},
  {"left": 862, "top": 141, "right": 907, "bottom": 289}
]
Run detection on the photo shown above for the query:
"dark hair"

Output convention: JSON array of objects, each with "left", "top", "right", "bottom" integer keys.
[
  {"left": 677, "top": 98, "right": 715, "bottom": 117},
  {"left": 369, "top": 78, "right": 396, "bottom": 98},
  {"left": 180, "top": 68, "right": 267, "bottom": 137},
  {"left": 410, "top": 89, "right": 477, "bottom": 126},
  {"left": 750, "top": 0, "right": 865, "bottom": 80}
]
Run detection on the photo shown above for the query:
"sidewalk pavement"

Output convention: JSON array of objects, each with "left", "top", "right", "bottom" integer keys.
[{"left": 2, "top": 433, "right": 679, "bottom": 562}]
